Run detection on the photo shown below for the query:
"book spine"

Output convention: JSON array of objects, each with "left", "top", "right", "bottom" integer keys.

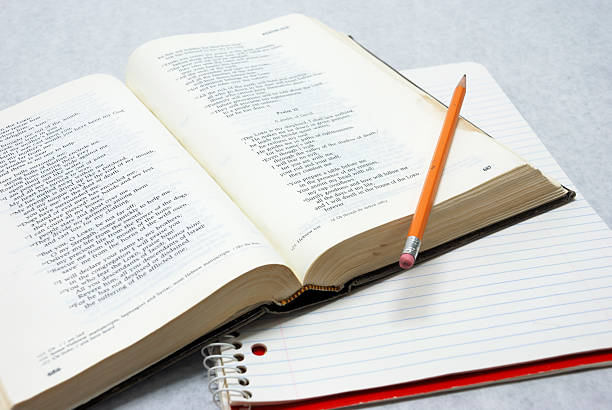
[{"left": 202, "top": 334, "right": 252, "bottom": 406}]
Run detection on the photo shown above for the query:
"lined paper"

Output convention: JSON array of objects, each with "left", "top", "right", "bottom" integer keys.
[{"left": 230, "top": 63, "right": 612, "bottom": 404}]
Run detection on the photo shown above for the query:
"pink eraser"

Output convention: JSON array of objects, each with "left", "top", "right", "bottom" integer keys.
[{"left": 399, "top": 253, "right": 415, "bottom": 270}]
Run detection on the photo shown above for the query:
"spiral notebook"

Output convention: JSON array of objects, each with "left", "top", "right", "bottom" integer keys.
[{"left": 203, "top": 62, "right": 612, "bottom": 409}]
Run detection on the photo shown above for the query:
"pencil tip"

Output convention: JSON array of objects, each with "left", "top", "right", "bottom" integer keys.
[{"left": 459, "top": 74, "right": 466, "bottom": 88}]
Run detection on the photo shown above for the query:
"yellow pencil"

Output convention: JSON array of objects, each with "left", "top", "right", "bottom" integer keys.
[{"left": 399, "top": 75, "right": 467, "bottom": 269}]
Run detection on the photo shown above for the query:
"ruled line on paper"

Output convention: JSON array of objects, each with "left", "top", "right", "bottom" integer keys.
[
  {"left": 252, "top": 329, "right": 612, "bottom": 388},
  {"left": 245, "top": 302, "right": 612, "bottom": 354},
  {"left": 245, "top": 301, "right": 612, "bottom": 352},
  {"left": 248, "top": 317, "right": 612, "bottom": 374},
  {"left": 250, "top": 270, "right": 612, "bottom": 335}
]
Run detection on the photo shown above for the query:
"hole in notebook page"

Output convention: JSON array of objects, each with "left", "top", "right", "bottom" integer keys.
[
  {"left": 234, "top": 353, "right": 245, "bottom": 361},
  {"left": 251, "top": 343, "right": 267, "bottom": 356},
  {"left": 233, "top": 342, "right": 243, "bottom": 349},
  {"left": 237, "top": 365, "right": 247, "bottom": 373}
]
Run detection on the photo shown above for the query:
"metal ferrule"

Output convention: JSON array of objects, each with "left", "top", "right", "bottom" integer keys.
[{"left": 402, "top": 236, "right": 421, "bottom": 258}]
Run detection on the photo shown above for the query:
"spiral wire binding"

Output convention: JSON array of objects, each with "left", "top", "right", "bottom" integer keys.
[{"left": 202, "top": 334, "right": 251, "bottom": 408}]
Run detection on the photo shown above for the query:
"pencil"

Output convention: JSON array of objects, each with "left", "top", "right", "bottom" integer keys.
[{"left": 399, "top": 74, "right": 467, "bottom": 270}]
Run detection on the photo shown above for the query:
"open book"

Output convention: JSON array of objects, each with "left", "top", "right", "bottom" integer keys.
[{"left": 0, "top": 14, "right": 571, "bottom": 410}]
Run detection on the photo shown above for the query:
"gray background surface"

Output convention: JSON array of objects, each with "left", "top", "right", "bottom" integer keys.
[{"left": 1, "top": 0, "right": 611, "bottom": 409}]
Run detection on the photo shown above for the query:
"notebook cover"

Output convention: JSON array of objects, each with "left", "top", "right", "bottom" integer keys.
[{"left": 79, "top": 41, "right": 577, "bottom": 408}]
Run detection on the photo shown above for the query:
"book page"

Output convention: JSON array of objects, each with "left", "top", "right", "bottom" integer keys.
[
  {"left": 126, "top": 14, "right": 525, "bottom": 278},
  {"left": 0, "top": 75, "right": 287, "bottom": 404},
  {"left": 225, "top": 63, "right": 612, "bottom": 404}
]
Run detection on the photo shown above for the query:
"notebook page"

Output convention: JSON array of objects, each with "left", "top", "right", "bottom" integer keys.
[{"left": 229, "top": 62, "right": 612, "bottom": 404}]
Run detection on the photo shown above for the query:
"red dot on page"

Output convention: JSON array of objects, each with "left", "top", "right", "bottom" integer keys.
[{"left": 251, "top": 343, "right": 267, "bottom": 356}]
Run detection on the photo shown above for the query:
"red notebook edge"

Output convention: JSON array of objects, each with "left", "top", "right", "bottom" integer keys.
[{"left": 242, "top": 349, "right": 612, "bottom": 410}]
